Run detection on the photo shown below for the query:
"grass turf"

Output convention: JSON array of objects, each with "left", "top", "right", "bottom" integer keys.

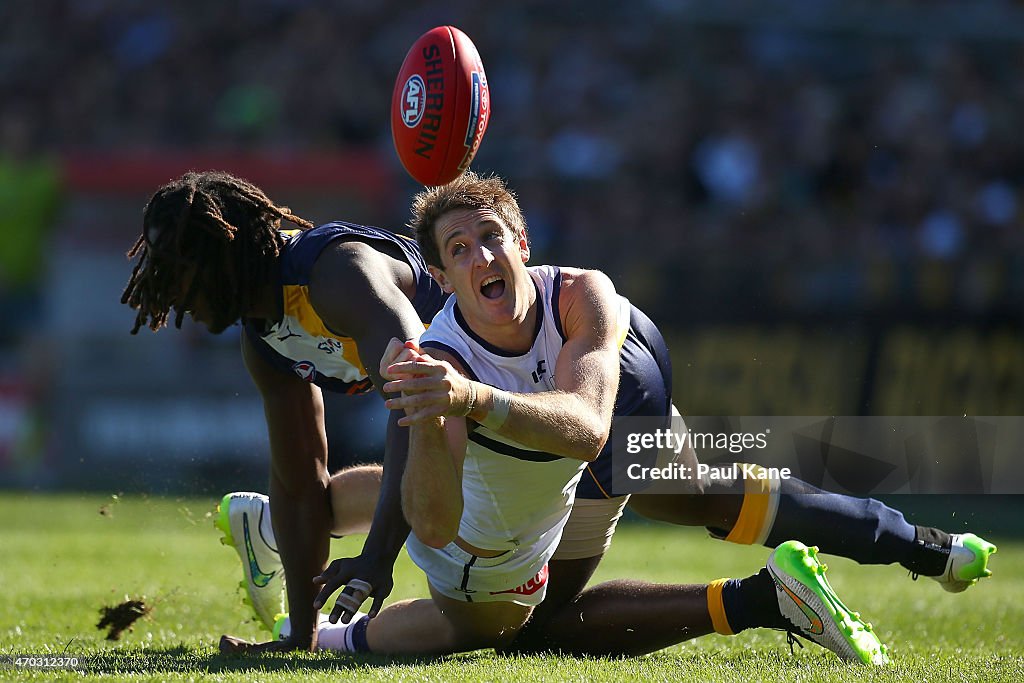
[{"left": 0, "top": 493, "right": 1021, "bottom": 681}]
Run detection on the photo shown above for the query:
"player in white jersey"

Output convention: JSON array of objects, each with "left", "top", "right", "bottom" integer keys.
[
  {"left": 402, "top": 265, "right": 597, "bottom": 604},
  {"left": 351, "top": 173, "right": 992, "bottom": 659},
  {"left": 315, "top": 181, "right": 629, "bottom": 652},
  {"left": 291, "top": 172, "right": 889, "bottom": 663}
]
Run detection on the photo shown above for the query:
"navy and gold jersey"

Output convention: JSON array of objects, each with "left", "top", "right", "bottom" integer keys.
[{"left": 243, "top": 221, "right": 448, "bottom": 394}]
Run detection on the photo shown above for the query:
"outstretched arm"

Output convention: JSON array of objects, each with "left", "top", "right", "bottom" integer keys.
[{"left": 398, "top": 358, "right": 468, "bottom": 549}]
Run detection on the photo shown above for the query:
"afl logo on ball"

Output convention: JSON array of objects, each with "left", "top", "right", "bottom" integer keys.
[
  {"left": 401, "top": 74, "right": 426, "bottom": 128},
  {"left": 292, "top": 360, "right": 317, "bottom": 382}
]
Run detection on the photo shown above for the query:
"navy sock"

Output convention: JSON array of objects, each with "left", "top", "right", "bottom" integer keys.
[
  {"left": 350, "top": 615, "right": 371, "bottom": 653},
  {"left": 905, "top": 525, "right": 952, "bottom": 576},
  {"left": 764, "top": 478, "right": 916, "bottom": 566},
  {"left": 721, "top": 568, "right": 788, "bottom": 633}
]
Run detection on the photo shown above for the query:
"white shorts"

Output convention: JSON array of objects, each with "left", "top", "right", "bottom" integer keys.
[{"left": 405, "top": 526, "right": 560, "bottom": 607}]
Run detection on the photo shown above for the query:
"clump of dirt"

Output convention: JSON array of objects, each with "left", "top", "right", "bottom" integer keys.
[{"left": 97, "top": 598, "right": 152, "bottom": 640}]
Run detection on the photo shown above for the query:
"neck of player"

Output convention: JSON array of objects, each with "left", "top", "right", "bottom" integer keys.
[{"left": 246, "top": 283, "right": 284, "bottom": 323}]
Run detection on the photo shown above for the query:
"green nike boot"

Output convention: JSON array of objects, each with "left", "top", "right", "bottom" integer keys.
[
  {"left": 215, "top": 492, "right": 285, "bottom": 631},
  {"left": 931, "top": 533, "right": 997, "bottom": 593},
  {"left": 768, "top": 540, "right": 890, "bottom": 665}
]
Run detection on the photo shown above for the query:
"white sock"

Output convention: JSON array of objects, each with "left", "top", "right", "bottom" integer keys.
[
  {"left": 275, "top": 611, "right": 369, "bottom": 652},
  {"left": 315, "top": 611, "right": 369, "bottom": 652}
]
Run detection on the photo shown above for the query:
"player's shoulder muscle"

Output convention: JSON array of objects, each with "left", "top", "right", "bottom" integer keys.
[
  {"left": 308, "top": 239, "right": 413, "bottom": 330},
  {"left": 556, "top": 267, "right": 618, "bottom": 339}
]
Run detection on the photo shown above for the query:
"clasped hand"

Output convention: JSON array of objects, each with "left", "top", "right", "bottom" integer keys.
[{"left": 379, "top": 338, "right": 474, "bottom": 425}]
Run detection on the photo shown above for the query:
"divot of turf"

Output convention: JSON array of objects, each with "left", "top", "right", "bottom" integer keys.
[{"left": 97, "top": 598, "right": 152, "bottom": 640}]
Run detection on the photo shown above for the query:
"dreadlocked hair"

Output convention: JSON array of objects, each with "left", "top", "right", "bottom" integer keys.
[{"left": 121, "top": 170, "right": 313, "bottom": 334}]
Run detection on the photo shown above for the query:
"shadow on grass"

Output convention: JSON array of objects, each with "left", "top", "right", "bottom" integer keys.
[{"left": 83, "top": 645, "right": 488, "bottom": 674}]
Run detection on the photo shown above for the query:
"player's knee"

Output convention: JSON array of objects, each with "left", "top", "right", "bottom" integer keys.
[
  {"left": 450, "top": 605, "right": 532, "bottom": 650},
  {"left": 498, "top": 621, "right": 549, "bottom": 655},
  {"left": 328, "top": 464, "right": 383, "bottom": 536},
  {"left": 330, "top": 463, "right": 383, "bottom": 485}
]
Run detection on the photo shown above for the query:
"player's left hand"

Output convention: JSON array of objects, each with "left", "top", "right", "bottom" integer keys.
[
  {"left": 312, "top": 553, "right": 395, "bottom": 624},
  {"left": 218, "top": 634, "right": 308, "bottom": 654},
  {"left": 380, "top": 338, "right": 423, "bottom": 380},
  {"left": 383, "top": 354, "right": 474, "bottom": 425}
]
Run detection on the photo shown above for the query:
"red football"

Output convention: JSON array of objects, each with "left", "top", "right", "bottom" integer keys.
[{"left": 391, "top": 26, "right": 490, "bottom": 186}]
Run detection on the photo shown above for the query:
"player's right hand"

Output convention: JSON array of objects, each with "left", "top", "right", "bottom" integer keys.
[{"left": 383, "top": 354, "right": 474, "bottom": 425}]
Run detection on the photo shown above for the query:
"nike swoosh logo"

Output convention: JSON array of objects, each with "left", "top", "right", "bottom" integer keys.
[
  {"left": 243, "top": 513, "right": 277, "bottom": 588},
  {"left": 769, "top": 566, "right": 824, "bottom": 636}
]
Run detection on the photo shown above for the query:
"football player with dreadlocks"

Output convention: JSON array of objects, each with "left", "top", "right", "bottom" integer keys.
[{"left": 123, "top": 170, "right": 446, "bottom": 652}]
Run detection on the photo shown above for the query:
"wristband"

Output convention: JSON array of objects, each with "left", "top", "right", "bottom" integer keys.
[
  {"left": 480, "top": 388, "right": 512, "bottom": 430},
  {"left": 461, "top": 381, "right": 477, "bottom": 417}
]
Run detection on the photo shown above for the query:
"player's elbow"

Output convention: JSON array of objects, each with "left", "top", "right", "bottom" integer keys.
[
  {"left": 410, "top": 517, "right": 460, "bottom": 549},
  {"left": 403, "top": 492, "right": 462, "bottom": 548},
  {"left": 577, "top": 438, "right": 606, "bottom": 463},
  {"left": 570, "top": 419, "right": 609, "bottom": 462},
  {"left": 559, "top": 395, "right": 612, "bottom": 461},
  {"left": 415, "top": 530, "right": 456, "bottom": 549}
]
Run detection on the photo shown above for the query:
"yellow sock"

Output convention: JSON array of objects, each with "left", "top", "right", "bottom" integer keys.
[
  {"left": 724, "top": 465, "right": 781, "bottom": 546},
  {"left": 706, "top": 578, "right": 734, "bottom": 635}
]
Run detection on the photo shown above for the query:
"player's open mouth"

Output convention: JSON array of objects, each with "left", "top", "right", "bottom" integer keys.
[{"left": 480, "top": 275, "right": 505, "bottom": 299}]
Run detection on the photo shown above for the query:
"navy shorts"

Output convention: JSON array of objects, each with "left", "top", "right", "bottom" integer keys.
[{"left": 576, "top": 304, "right": 673, "bottom": 499}]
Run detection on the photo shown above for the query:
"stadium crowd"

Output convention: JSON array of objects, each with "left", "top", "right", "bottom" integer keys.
[{"left": 2, "top": 0, "right": 1023, "bottom": 327}]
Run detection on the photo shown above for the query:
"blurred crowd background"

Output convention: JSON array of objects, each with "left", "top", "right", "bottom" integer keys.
[{"left": 2, "top": 0, "right": 1023, "bottom": 493}]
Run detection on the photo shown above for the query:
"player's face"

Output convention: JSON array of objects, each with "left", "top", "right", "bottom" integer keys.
[
  {"left": 170, "top": 265, "right": 235, "bottom": 334},
  {"left": 429, "top": 207, "right": 532, "bottom": 328}
]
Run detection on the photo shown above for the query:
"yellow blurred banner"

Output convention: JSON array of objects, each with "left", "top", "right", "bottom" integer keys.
[{"left": 668, "top": 326, "right": 1024, "bottom": 416}]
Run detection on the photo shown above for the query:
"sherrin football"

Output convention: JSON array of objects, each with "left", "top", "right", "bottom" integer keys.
[{"left": 391, "top": 26, "right": 490, "bottom": 186}]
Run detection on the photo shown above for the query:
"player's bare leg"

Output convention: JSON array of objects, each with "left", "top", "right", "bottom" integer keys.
[
  {"left": 629, "top": 489, "right": 743, "bottom": 532},
  {"left": 370, "top": 586, "right": 531, "bottom": 654},
  {"left": 504, "top": 544, "right": 888, "bottom": 663},
  {"left": 623, "top": 431, "right": 745, "bottom": 532},
  {"left": 504, "top": 556, "right": 712, "bottom": 656},
  {"left": 328, "top": 464, "right": 381, "bottom": 536},
  {"left": 297, "top": 584, "right": 532, "bottom": 655}
]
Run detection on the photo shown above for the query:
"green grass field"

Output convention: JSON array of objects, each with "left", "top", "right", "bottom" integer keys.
[{"left": 1, "top": 494, "right": 1021, "bottom": 682}]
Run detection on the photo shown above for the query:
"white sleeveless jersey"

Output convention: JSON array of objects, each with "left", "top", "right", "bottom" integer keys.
[{"left": 419, "top": 265, "right": 587, "bottom": 553}]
